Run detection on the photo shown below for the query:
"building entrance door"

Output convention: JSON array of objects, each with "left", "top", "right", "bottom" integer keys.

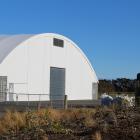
[
  {"left": 0, "top": 76, "right": 7, "bottom": 101},
  {"left": 50, "top": 67, "right": 65, "bottom": 108}
]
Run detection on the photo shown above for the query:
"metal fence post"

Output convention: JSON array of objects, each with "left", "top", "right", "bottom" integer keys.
[
  {"left": 28, "top": 94, "right": 30, "bottom": 108},
  {"left": 16, "top": 93, "right": 18, "bottom": 105},
  {"left": 64, "top": 95, "right": 68, "bottom": 109},
  {"left": 38, "top": 94, "right": 41, "bottom": 110}
]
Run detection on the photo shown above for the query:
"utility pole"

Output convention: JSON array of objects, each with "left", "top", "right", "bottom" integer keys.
[{"left": 135, "top": 73, "right": 140, "bottom": 106}]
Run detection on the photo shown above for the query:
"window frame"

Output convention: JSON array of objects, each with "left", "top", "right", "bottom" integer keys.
[{"left": 53, "top": 38, "right": 64, "bottom": 48}]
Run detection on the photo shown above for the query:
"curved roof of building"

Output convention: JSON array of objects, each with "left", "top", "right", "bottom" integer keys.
[
  {"left": 0, "top": 35, "right": 34, "bottom": 63},
  {"left": 0, "top": 33, "right": 98, "bottom": 81}
]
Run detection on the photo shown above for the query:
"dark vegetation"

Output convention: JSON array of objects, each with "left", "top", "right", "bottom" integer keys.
[
  {"left": 99, "top": 78, "right": 138, "bottom": 94},
  {"left": 99, "top": 73, "right": 140, "bottom": 94},
  {"left": 0, "top": 107, "right": 140, "bottom": 140}
]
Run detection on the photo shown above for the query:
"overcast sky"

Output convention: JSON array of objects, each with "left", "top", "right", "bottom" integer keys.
[{"left": 0, "top": 0, "right": 139, "bottom": 79}]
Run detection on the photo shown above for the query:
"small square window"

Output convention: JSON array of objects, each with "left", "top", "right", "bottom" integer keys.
[{"left": 53, "top": 38, "right": 64, "bottom": 47}]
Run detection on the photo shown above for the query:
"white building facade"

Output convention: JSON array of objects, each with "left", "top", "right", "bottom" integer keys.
[{"left": 0, "top": 33, "right": 98, "bottom": 101}]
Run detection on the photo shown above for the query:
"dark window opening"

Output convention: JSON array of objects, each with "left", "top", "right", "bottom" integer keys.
[{"left": 53, "top": 38, "right": 64, "bottom": 47}]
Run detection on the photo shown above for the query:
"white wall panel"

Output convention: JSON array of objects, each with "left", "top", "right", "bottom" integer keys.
[{"left": 0, "top": 33, "right": 98, "bottom": 101}]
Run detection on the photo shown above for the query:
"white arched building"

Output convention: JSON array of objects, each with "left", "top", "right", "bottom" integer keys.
[{"left": 0, "top": 33, "right": 98, "bottom": 101}]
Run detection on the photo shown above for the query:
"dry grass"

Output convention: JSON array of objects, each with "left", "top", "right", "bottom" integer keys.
[
  {"left": 0, "top": 110, "right": 26, "bottom": 134},
  {"left": 0, "top": 107, "right": 138, "bottom": 140},
  {"left": 0, "top": 108, "right": 98, "bottom": 139},
  {"left": 95, "top": 131, "right": 102, "bottom": 140}
]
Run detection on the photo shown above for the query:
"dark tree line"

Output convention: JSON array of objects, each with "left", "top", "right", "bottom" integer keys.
[{"left": 99, "top": 77, "right": 139, "bottom": 94}]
